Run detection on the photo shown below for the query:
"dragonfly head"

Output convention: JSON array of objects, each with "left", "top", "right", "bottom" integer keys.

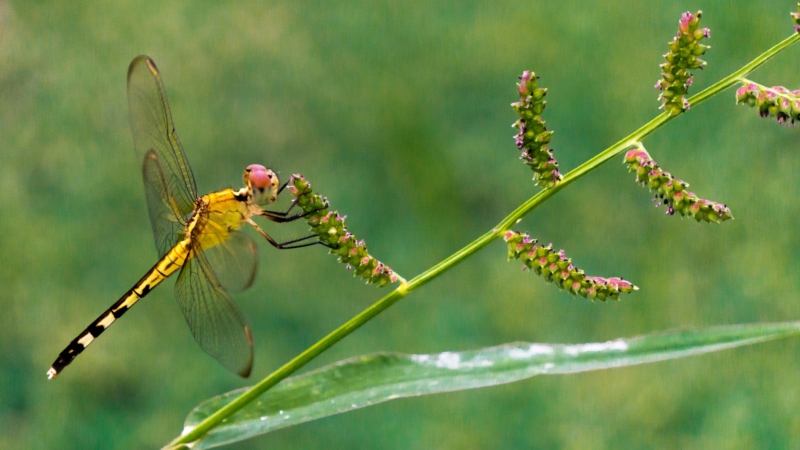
[{"left": 245, "top": 164, "right": 279, "bottom": 206}]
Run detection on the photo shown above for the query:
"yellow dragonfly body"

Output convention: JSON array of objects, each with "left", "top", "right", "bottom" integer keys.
[{"left": 47, "top": 56, "right": 311, "bottom": 379}]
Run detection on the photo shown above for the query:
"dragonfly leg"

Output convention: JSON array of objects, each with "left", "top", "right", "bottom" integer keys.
[
  {"left": 259, "top": 192, "right": 299, "bottom": 218},
  {"left": 246, "top": 218, "right": 329, "bottom": 249},
  {"left": 267, "top": 181, "right": 304, "bottom": 217},
  {"left": 262, "top": 200, "right": 296, "bottom": 218},
  {"left": 264, "top": 187, "right": 330, "bottom": 219},
  {"left": 276, "top": 180, "right": 292, "bottom": 195},
  {"left": 259, "top": 206, "right": 321, "bottom": 223}
]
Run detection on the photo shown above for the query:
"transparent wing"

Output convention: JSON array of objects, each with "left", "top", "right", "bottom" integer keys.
[
  {"left": 142, "top": 149, "right": 188, "bottom": 257},
  {"left": 175, "top": 246, "right": 254, "bottom": 378},
  {"left": 128, "top": 55, "right": 197, "bottom": 251},
  {"left": 202, "top": 230, "right": 259, "bottom": 294}
]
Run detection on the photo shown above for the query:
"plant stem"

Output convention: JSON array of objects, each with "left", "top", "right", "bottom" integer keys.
[{"left": 168, "top": 30, "right": 800, "bottom": 448}]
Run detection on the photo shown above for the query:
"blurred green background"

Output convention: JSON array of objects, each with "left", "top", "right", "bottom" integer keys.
[{"left": 2, "top": 0, "right": 800, "bottom": 448}]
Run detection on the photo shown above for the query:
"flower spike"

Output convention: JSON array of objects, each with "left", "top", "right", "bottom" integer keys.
[
  {"left": 511, "top": 71, "right": 562, "bottom": 188},
  {"left": 503, "top": 231, "right": 637, "bottom": 301},
  {"left": 792, "top": 3, "right": 800, "bottom": 32},
  {"left": 623, "top": 145, "right": 732, "bottom": 223},
  {"left": 289, "top": 175, "right": 404, "bottom": 287},
  {"left": 655, "top": 11, "right": 710, "bottom": 115},
  {"left": 736, "top": 80, "right": 800, "bottom": 126}
]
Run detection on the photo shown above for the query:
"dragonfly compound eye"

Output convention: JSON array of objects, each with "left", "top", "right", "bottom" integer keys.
[{"left": 245, "top": 164, "right": 279, "bottom": 205}]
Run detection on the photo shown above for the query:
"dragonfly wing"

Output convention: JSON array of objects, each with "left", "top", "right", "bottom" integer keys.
[
  {"left": 202, "top": 230, "right": 259, "bottom": 293},
  {"left": 142, "top": 149, "right": 188, "bottom": 257},
  {"left": 175, "top": 246, "right": 254, "bottom": 377},
  {"left": 127, "top": 56, "right": 197, "bottom": 241}
]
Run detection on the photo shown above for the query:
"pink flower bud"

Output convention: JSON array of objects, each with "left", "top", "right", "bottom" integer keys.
[
  {"left": 737, "top": 80, "right": 800, "bottom": 126},
  {"left": 657, "top": 11, "right": 709, "bottom": 114},
  {"left": 504, "top": 231, "right": 636, "bottom": 301},
  {"left": 290, "top": 174, "right": 402, "bottom": 287},
  {"left": 512, "top": 71, "right": 562, "bottom": 188},
  {"left": 624, "top": 145, "right": 732, "bottom": 223}
]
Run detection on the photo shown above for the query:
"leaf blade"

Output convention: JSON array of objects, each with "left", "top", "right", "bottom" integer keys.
[{"left": 182, "top": 322, "right": 800, "bottom": 449}]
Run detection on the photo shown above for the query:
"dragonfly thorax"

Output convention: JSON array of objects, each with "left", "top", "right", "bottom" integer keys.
[{"left": 244, "top": 164, "right": 279, "bottom": 206}]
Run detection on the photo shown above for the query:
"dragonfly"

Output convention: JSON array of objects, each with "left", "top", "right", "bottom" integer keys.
[{"left": 47, "top": 55, "right": 318, "bottom": 379}]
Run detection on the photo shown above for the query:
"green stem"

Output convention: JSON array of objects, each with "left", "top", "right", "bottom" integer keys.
[{"left": 168, "top": 31, "right": 800, "bottom": 448}]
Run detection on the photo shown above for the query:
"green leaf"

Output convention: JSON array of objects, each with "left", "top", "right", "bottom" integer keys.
[{"left": 181, "top": 322, "right": 800, "bottom": 449}]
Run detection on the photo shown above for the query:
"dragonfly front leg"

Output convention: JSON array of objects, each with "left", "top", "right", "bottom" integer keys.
[
  {"left": 262, "top": 181, "right": 302, "bottom": 218},
  {"left": 258, "top": 207, "right": 320, "bottom": 223},
  {"left": 246, "top": 218, "right": 328, "bottom": 249},
  {"left": 260, "top": 202, "right": 297, "bottom": 218},
  {"left": 260, "top": 194, "right": 329, "bottom": 222},
  {"left": 276, "top": 179, "right": 290, "bottom": 196}
]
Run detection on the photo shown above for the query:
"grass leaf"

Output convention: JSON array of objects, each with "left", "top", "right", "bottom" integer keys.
[{"left": 181, "top": 322, "right": 800, "bottom": 448}]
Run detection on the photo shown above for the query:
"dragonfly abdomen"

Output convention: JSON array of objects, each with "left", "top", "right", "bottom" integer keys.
[{"left": 46, "top": 239, "right": 191, "bottom": 379}]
